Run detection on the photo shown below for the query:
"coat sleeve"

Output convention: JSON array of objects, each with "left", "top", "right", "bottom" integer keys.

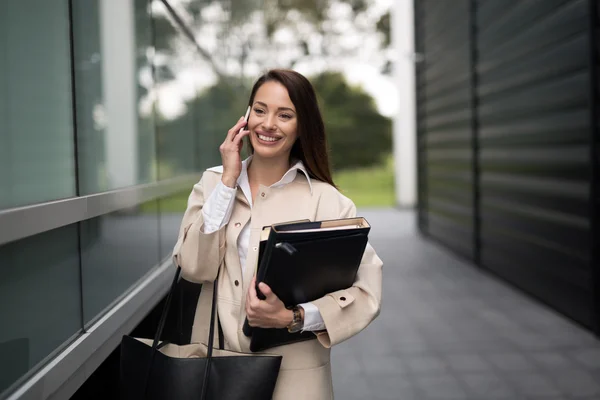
[
  {"left": 311, "top": 201, "right": 383, "bottom": 348},
  {"left": 172, "top": 173, "right": 226, "bottom": 283}
]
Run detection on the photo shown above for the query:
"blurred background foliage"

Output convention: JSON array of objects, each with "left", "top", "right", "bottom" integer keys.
[
  {"left": 150, "top": 0, "right": 394, "bottom": 208},
  {"left": 313, "top": 71, "right": 391, "bottom": 171}
]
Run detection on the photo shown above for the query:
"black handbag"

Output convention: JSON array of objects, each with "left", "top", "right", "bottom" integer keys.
[{"left": 120, "top": 267, "right": 282, "bottom": 400}]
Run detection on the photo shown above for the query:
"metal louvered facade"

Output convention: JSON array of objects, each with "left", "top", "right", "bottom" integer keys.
[
  {"left": 415, "top": 0, "right": 476, "bottom": 260},
  {"left": 415, "top": 0, "right": 600, "bottom": 334},
  {"left": 592, "top": 0, "right": 599, "bottom": 334}
]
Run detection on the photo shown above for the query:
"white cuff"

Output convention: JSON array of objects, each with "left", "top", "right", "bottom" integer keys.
[
  {"left": 300, "top": 302, "right": 326, "bottom": 332},
  {"left": 201, "top": 180, "right": 237, "bottom": 234}
]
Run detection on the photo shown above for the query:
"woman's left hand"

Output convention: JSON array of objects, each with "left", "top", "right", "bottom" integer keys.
[{"left": 246, "top": 277, "right": 293, "bottom": 329}]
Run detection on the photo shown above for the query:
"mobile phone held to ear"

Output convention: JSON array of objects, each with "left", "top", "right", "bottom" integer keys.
[{"left": 239, "top": 105, "right": 250, "bottom": 135}]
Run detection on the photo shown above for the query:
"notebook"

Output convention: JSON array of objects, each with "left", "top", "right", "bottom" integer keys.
[{"left": 243, "top": 217, "right": 370, "bottom": 352}]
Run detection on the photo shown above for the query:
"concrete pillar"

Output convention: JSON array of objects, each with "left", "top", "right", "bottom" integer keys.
[{"left": 392, "top": 0, "right": 417, "bottom": 208}]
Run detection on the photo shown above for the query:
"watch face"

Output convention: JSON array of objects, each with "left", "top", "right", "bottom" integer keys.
[
  {"left": 288, "top": 322, "right": 302, "bottom": 333},
  {"left": 288, "top": 307, "right": 303, "bottom": 333}
]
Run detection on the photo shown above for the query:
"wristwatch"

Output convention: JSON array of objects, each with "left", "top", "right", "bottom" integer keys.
[{"left": 287, "top": 305, "right": 304, "bottom": 333}]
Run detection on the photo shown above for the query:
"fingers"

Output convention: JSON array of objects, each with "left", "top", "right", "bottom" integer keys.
[
  {"left": 258, "top": 282, "right": 273, "bottom": 299},
  {"left": 232, "top": 129, "right": 250, "bottom": 146},
  {"left": 246, "top": 278, "right": 281, "bottom": 327},
  {"left": 246, "top": 279, "right": 287, "bottom": 329},
  {"left": 225, "top": 116, "right": 248, "bottom": 142}
]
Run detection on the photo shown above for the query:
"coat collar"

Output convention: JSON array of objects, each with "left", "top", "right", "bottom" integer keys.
[{"left": 207, "top": 156, "right": 314, "bottom": 204}]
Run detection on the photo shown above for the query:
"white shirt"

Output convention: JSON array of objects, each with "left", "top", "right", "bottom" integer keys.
[{"left": 201, "top": 156, "right": 326, "bottom": 331}]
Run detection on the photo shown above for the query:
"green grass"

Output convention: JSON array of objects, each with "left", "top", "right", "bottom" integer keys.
[
  {"left": 140, "top": 191, "right": 189, "bottom": 214},
  {"left": 333, "top": 156, "right": 395, "bottom": 208},
  {"left": 147, "top": 156, "right": 395, "bottom": 213}
]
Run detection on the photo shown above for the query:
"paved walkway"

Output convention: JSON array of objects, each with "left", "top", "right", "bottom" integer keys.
[{"left": 332, "top": 209, "right": 600, "bottom": 400}]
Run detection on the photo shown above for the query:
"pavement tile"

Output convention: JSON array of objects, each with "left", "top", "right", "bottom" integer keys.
[{"left": 330, "top": 210, "right": 600, "bottom": 400}]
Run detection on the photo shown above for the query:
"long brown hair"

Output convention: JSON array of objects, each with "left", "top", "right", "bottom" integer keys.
[{"left": 246, "top": 69, "right": 336, "bottom": 188}]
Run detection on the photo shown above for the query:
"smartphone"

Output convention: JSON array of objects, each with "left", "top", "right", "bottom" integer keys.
[
  {"left": 240, "top": 105, "right": 250, "bottom": 134},
  {"left": 241, "top": 105, "right": 251, "bottom": 154}
]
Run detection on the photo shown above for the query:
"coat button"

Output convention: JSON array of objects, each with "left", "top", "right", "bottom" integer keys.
[
  {"left": 253, "top": 247, "right": 258, "bottom": 251},
  {"left": 340, "top": 297, "right": 346, "bottom": 301},
  {"left": 260, "top": 192, "right": 266, "bottom": 197},
  {"left": 234, "top": 280, "right": 239, "bottom": 286},
  {"left": 234, "top": 222, "right": 241, "bottom": 227}
]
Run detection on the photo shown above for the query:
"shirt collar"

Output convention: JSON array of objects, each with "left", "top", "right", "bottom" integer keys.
[
  {"left": 207, "top": 155, "right": 313, "bottom": 195},
  {"left": 273, "top": 159, "right": 313, "bottom": 193}
]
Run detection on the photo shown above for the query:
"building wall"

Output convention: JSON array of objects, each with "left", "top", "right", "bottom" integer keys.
[
  {"left": 594, "top": 0, "right": 600, "bottom": 334},
  {"left": 0, "top": 1, "right": 227, "bottom": 399},
  {"left": 415, "top": 0, "right": 476, "bottom": 260},
  {"left": 415, "top": 0, "right": 599, "bottom": 334}
]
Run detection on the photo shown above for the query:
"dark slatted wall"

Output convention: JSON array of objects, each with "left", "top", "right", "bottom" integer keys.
[
  {"left": 591, "top": 0, "right": 599, "bottom": 331},
  {"left": 476, "top": 0, "right": 593, "bottom": 327},
  {"left": 415, "top": 0, "right": 427, "bottom": 232},
  {"left": 415, "top": 0, "right": 599, "bottom": 333},
  {"left": 415, "top": 0, "right": 476, "bottom": 260},
  {"left": 414, "top": 0, "right": 427, "bottom": 231}
]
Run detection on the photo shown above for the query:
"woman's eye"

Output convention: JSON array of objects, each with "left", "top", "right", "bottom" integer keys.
[
  {"left": 253, "top": 108, "right": 265, "bottom": 115},
  {"left": 280, "top": 114, "right": 292, "bottom": 119}
]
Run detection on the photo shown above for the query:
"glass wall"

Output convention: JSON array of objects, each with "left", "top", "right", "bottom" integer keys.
[
  {"left": 153, "top": 1, "right": 203, "bottom": 179},
  {"left": 71, "top": 0, "right": 162, "bottom": 327},
  {"left": 0, "top": 225, "right": 81, "bottom": 395},
  {"left": 80, "top": 202, "right": 160, "bottom": 325},
  {"left": 0, "top": 0, "right": 205, "bottom": 396},
  {"left": 72, "top": 0, "right": 156, "bottom": 194},
  {"left": 0, "top": 0, "right": 75, "bottom": 209}
]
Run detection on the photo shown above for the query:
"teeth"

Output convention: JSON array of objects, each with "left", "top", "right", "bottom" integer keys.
[{"left": 258, "top": 134, "right": 281, "bottom": 142}]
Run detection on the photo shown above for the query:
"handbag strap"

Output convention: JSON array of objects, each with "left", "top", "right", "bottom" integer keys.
[
  {"left": 152, "top": 266, "right": 222, "bottom": 349},
  {"left": 144, "top": 266, "right": 182, "bottom": 398},
  {"left": 200, "top": 274, "right": 220, "bottom": 399},
  {"left": 205, "top": 277, "right": 219, "bottom": 356},
  {"left": 151, "top": 266, "right": 181, "bottom": 349},
  {"left": 148, "top": 266, "right": 222, "bottom": 400}
]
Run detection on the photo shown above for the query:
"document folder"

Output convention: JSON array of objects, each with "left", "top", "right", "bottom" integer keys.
[{"left": 243, "top": 217, "right": 371, "bottom": 352}]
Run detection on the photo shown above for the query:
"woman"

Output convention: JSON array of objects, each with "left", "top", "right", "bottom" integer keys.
[{"left": 172, "top": 69, "right": 383, "bottom": 399}]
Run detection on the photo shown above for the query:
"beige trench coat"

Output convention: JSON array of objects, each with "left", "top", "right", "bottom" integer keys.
[{"left": 172, "top": 168, "right": 383, "bottom": 399}]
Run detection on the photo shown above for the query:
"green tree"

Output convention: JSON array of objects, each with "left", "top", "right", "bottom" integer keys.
[
  {"left": 183, "top": 71, "right": 390, "bottom": 172},
  {"left": 313, "top": 71, "right": 391, "bottom": 170}
]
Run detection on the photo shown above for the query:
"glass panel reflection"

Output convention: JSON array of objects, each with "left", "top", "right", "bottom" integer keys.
[
  {"left": 0, "top": 225, "right": 81, "bottom": 395},
  {"left": 72, "top": 0, "right": 156, "bottom": 195},
  {"left": 0, "top": 0, "right": 75, "bottom": 209},
  {"left": 152, "top": 2, "right": 207, "bottom": 180},
  {"left": 80, "top": 201, "right": 159, "bottom": 325}
]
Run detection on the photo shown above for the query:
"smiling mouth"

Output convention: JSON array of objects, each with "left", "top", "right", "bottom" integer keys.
[{"left": 257, "top": 133, "right": 282, "bottom": 143}]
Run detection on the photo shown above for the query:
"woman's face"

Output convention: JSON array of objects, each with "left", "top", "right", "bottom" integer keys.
[{"left": 248, "top": 81, "right": 298, "bottom": 160}]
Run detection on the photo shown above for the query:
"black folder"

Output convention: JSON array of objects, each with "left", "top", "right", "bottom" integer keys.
[{"left": 243, "top": 217, "right": 370, "bottom": 352}]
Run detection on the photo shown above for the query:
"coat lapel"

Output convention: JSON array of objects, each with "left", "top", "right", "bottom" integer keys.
[{"left": 235, "top": 187, "right": 250, "bottom": 207}]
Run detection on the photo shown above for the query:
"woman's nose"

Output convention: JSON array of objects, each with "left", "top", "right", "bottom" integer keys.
[{"left": 263, "top": 114, "right": 276, "bottom": 130}]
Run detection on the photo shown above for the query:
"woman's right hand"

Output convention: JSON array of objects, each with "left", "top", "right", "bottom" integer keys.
[{"left": 220, "top": 116, "right": 250, "bottom": 188}]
